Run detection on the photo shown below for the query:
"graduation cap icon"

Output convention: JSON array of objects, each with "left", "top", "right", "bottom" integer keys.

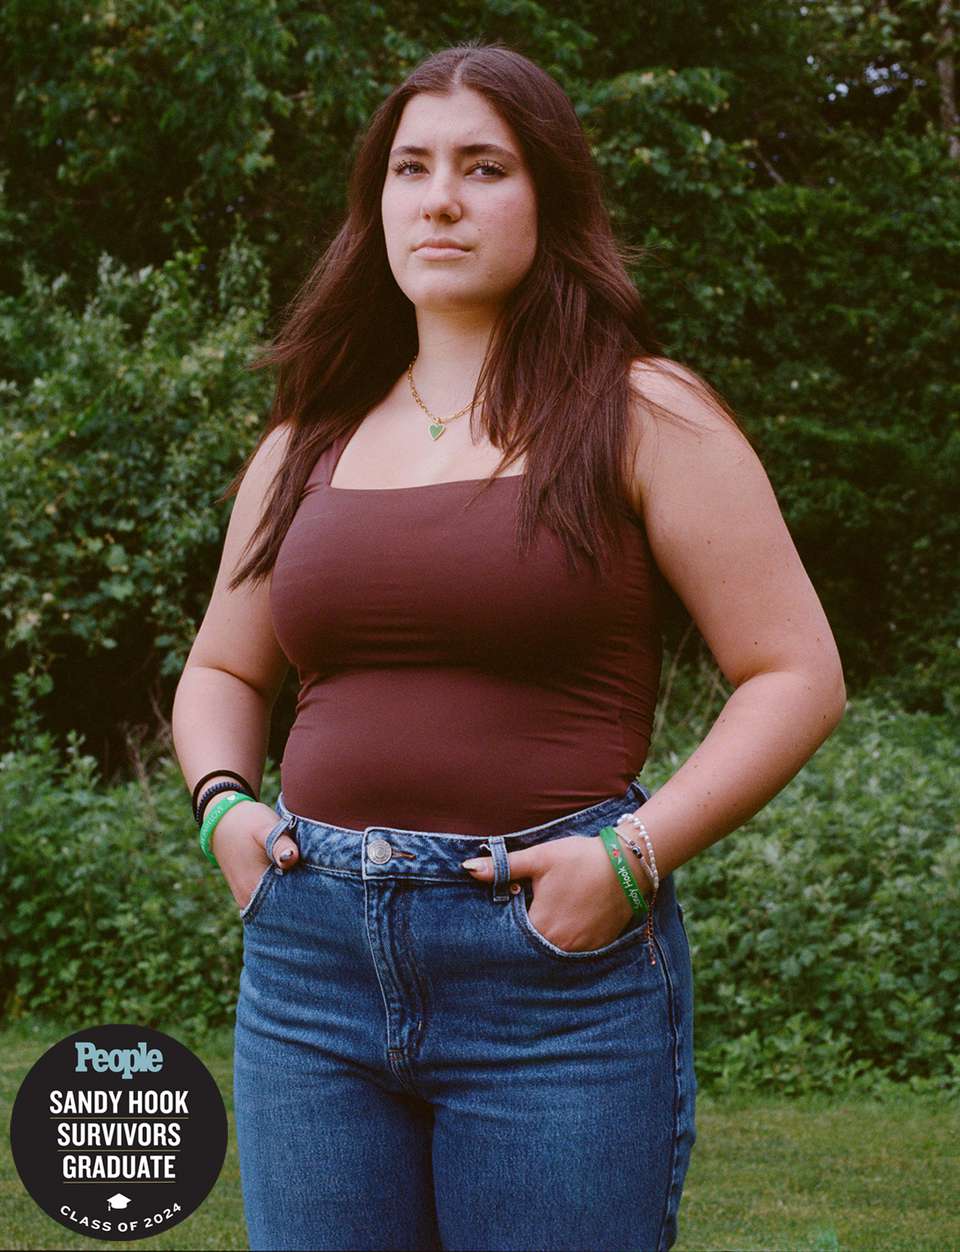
[{"left": 107, "top": 1194, "right": 132, "bottom": 1211}]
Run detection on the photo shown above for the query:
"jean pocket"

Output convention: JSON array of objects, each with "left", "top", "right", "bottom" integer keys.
[
  {"left": 239, "top": 864, "right": 279, "bottom": 924},
  {"left": 239, "top": 815, "right": 298, "bottom": 925},
  {"left": 510, "top": 880, "right": 648, "bottom": 962}
]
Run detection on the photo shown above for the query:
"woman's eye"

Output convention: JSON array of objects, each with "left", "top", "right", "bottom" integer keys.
[
  {"left": 391, "top": 160, "right": 506, "bottom": 177},
  {"left": 471, "top": 161, "right": 506, "bottom": 177}
]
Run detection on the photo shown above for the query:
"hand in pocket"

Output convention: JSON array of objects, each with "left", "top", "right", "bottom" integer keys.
[
  {"left": 210, "top": 802, "right": 299, "bottom": 911},
  {"left": 466, "top": 834, "right": 637, "bottom": 953}
]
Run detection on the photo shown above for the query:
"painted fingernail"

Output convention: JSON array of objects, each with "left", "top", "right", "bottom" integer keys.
[
  {"left": 461, "top": 859, "right": 483, "bottom": 870},
  {"left": 279, "top": 849, "right": 294, "bottom": 862}
]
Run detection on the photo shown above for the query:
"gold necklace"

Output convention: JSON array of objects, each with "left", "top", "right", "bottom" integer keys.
[{"left": 407, "top": 355, "right": 483, "bottom": 440}]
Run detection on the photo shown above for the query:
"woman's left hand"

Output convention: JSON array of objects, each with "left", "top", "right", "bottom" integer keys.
[{"left": 462, "top": 834, "right": 640, "bottom": 952}]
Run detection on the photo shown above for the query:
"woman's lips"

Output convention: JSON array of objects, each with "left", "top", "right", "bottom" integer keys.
[{"left": 414, "top": 245, "right": 471, "bottom": 258}]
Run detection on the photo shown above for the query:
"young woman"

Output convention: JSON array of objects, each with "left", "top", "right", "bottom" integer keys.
[{"left": 172, "top": 42, "right": 845, "bottom": 1252}]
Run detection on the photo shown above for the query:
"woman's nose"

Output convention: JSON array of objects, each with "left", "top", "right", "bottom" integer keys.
[{"left": 420, "top": 171, "right": 462, "bottom": 220}]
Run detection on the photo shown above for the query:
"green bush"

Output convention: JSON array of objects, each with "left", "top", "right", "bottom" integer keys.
[
  {"left": 0, "top": 729, "right": 270, "bottom": 1040},
  {"left": 0, "top": 226, "right": 273, "bottom": 747},
  {"left": 1, "top": 693, "right": 957, "bottom": 1095},
  {"left": 646, "top": 681, "right": 960, "bottom": 1099}
]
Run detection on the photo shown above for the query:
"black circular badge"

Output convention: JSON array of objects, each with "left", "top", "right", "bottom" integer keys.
[{"left": 10, "top": 1024, "right": 227, "bottom": 1241}]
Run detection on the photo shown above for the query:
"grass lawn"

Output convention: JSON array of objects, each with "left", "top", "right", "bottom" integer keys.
[{"left": 2, "top": 1020, "right": 957, "bottom": 1251}]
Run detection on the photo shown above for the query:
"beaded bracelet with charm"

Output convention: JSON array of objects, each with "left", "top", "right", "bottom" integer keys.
[
  {"left": 616, "top": 812, "right": 660, "bottom": 890},
  {"left": 613, "top": 813, "right": 661, "bottom": 965}
]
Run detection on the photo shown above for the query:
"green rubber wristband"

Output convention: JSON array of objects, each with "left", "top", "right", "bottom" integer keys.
[
  {"left": 199, "top": 792, "right": 256, "bottom": 865},
  {"left": 598, "top": 825, "right": 648, "bottom": 917}
]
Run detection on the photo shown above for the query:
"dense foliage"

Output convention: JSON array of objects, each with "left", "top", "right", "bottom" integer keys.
[
  {"left": 1, "top": 1, "right": 958, "bottom": 755},
  {"left": 1, "top": 1, "right": 956, "bottom": 1123},
  {"left": 1, "top": 695, "right": 956, "bottom": 1097},
  {"left": 649, "top": 671, "right": 960, "bottom": 1097},
  {"left": 1, "top": 237, "right": 274, "bottom": 758}
]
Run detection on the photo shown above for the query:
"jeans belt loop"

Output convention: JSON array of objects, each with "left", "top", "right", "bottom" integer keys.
[{"left": 477, "top": 838, "right": 512, "bottom": 904}]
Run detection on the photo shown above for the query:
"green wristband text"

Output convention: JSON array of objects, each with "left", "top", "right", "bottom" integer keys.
[{"left": 598, "top": 825, "right": 648, "bottom": 917}]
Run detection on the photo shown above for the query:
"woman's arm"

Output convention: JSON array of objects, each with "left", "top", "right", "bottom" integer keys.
[
  {"left": 465, "top": 353, "right": 851, "bottom": 946},
  {"left": 171, "top": 420, "right": 300, "bottom": 905},
  {"left": 616, "top": 359, "right": 846, "bottom": 881},
  {"left": 463, "top": 359, "right": 845, "bottom": 953}
]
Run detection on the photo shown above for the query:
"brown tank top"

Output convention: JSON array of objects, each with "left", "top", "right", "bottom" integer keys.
[{"left": 269, "top": 429, "right": 662, "bottom": 834}]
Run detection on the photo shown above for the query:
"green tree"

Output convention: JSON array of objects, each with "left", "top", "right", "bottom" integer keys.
[{"left": 1, "top": 0, "right": 957, "bottom": 752}]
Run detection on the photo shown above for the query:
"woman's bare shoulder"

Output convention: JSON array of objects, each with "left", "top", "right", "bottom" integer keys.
[
  {"left": 625, "top": 356, "right": 752, "bottom": 511},
  {"left": 627, "top": 356, "right": 737, "bottom": 434},
  {"left": 220, "top": 419, "right": 296, "bottom": 529},
  {"left": 244, "top": 418, "right": 297, "bottom": 486}
]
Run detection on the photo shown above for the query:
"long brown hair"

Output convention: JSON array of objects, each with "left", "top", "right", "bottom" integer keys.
[{"left": 226, "top": 40, "right": 727, "bottom": 589}]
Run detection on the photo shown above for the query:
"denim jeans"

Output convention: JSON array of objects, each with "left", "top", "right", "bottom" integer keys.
[{"left": 233, "top": 779, "right": 697, "bottom": 1252}]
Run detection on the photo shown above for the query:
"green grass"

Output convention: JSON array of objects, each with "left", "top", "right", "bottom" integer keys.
[
  {"left": 674, "top": 1091, "right": 960, "bottom": 1251},
  {"left": 2, "top": 1021, "right": 957, "bottom": 1250}
]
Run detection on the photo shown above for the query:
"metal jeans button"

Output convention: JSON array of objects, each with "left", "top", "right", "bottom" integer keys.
[{"left": 367, "top": 838, "right": 393, "bottom": 865}]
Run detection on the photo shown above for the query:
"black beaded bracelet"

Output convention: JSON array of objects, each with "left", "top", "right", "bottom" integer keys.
[
  {"left": 191, "top": 770, "right": 258, "bottom": 825},
  {"left": 195, "top": 779, "right": 256, "bottom": 827}
]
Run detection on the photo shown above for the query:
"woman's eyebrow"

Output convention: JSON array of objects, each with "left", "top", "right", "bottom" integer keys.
[{"left": 389, "top": 142, "right": 518, "bottom": 162}]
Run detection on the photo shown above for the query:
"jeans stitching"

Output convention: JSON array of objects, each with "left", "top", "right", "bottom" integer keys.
[{"left": 652, "top": 926, "right": 683, "bottom": 1251}]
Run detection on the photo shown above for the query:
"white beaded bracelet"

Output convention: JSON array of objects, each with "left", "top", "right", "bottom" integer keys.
[{"left": 616, "top": 812, "right": 660, "bottom": 892}]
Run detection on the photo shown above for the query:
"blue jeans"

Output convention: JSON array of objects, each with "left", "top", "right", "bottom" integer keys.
[{"left": 233, "top": 779, "right": 697, "bottom": 1252}]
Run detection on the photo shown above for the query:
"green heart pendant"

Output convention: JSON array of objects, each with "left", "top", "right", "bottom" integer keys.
[{"left": 428, "top": 422, "right": 445, "bottom": 440}]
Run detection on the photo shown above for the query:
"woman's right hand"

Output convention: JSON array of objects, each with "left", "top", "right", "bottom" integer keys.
[{"left": 210, "top": 799, "right": 300, "bottom": 912}]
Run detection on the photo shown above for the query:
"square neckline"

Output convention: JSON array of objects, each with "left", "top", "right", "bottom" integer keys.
[{"left": 325, "top": 428, "right": 526, "bottom": 492}]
